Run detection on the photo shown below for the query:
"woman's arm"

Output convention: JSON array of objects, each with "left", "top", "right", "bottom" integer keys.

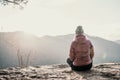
[{"left": 90, "top": 46, "right": 94, "bottom": 59}]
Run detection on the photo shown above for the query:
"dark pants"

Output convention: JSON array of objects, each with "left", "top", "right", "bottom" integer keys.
[{"left": 67, "top": 58, "right": 92, "bottom": 71}]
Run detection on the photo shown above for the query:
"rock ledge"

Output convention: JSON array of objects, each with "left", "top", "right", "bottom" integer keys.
[{"left": 0, "top": 63, "right": 120, "bottom": 80}]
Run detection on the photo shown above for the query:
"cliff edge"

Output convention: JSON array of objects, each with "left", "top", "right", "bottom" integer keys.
[{"left": 0, "top": 63, "right": 120, "bottom": 80}]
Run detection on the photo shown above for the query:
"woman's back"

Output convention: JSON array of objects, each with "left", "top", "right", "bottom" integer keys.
[{"left": 72, "top": 34, "right": 92, "bottom": 66}]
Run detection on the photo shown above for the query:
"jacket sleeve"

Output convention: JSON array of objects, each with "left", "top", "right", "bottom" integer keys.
[
  {"left": 89, "top": 41, "right": 94, "bottom": 59},
  {"left": 69, "top": 41, "right": 75, "bottom": 61},
  {"left": 90, "top": 46, "right": 94, "bottom": 59}
]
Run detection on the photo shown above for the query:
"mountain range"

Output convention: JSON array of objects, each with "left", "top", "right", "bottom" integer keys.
[
  {"left": 0, "top": 31, "right": 120, "bottom": 68},
  {"left": 116, "top": 40, "right": 120, "bottom": 44}
]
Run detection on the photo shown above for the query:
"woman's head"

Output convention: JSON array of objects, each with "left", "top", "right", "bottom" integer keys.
[{"left": 75, "top": 25, "right": 84, "bottom": 35}]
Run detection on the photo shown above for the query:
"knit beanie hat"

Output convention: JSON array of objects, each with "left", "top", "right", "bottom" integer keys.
[{"left": 75, "top": 25, "right": 84, "bottom": 34}]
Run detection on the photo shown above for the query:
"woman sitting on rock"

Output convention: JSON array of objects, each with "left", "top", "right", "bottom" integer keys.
[{"left": 67, "top": 25, "right": 94, "bottom": 71}]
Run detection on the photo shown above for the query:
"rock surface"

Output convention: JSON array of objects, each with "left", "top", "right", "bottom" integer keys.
[{"left": 0, "top": 63, "right": 120, "bottom": 80}]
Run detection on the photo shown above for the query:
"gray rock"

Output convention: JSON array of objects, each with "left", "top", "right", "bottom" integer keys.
[{"left": 0, "top": 70, "right": 9, "bottom": 75}]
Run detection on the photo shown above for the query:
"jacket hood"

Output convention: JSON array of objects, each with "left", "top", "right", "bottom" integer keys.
[{"left": 75, "top": 34, "right": 87, "bottom": 43}]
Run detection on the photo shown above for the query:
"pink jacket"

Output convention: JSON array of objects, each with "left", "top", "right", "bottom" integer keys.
[{"left": 69, "top": 34, "right": 93, "bottom": 66}]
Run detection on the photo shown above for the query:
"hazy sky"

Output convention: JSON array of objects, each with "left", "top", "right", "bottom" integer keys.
[{"left": 0, "top": 0, "right": 120, "bottom": 41}]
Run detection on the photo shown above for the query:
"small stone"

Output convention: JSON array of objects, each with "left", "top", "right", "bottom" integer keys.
[
  {"left": 34, "top": 66, "right": 41, "bottom": 68},
  {"left": 29, "top": 74, "right": 37, "bottom": 78}
]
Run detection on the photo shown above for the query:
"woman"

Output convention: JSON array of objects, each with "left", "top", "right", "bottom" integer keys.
[{"left": 67, "top": 26, "right": 94, "bottom": 71}]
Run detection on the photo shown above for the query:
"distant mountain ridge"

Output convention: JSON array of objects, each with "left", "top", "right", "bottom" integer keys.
[
  {"left": 0, "top": 32, "right": 120, "bottom": 68},
  {"left": 116, "top": 40, "right": 120, "bottom": 44}
]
